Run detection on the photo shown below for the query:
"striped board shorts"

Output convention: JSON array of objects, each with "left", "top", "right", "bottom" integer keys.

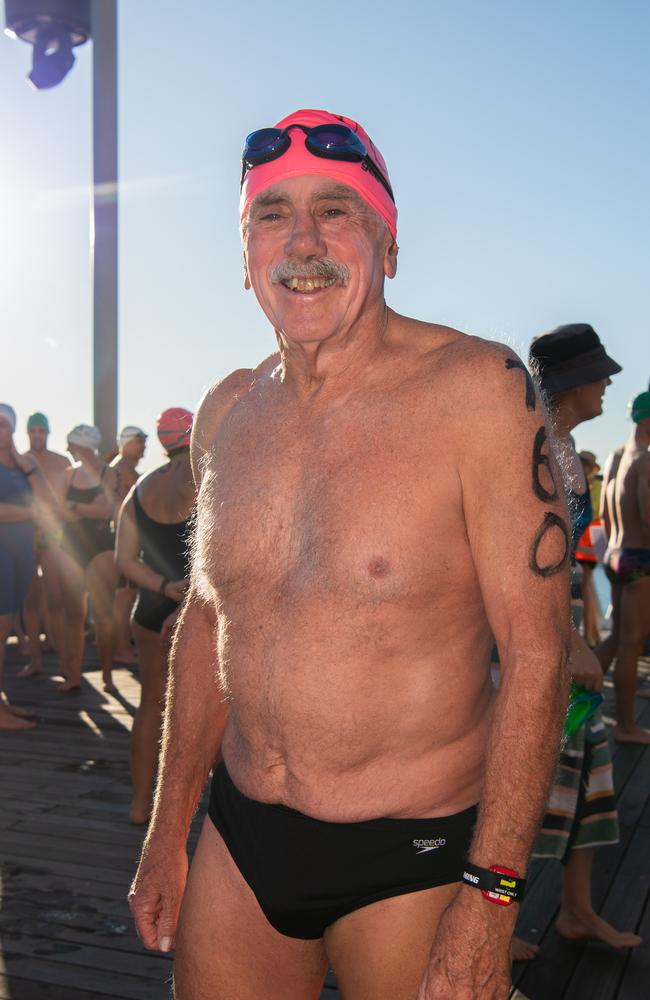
[
  {"left": 532, "top": 709, "right": 619, "bottom": 860},
  {"left": 532, "top": 563, "right": 619, "bottom": 860}
]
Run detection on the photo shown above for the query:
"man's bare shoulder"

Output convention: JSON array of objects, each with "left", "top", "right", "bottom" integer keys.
[
  {"left": 24, "top": 449, "right": 70, "bottom": 468},
  {"left": 395, "top": 316, "right": 531, "bottom": 411},
  {"left": 45, "top": 449, "right": 70, "bottom": 466},
  {"left": 191, "top": 354, "right": 280, "bottom": 478}
]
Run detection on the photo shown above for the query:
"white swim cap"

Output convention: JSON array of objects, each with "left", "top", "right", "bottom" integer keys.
[{"left": 68, "top": 424, "right": 102, "bottom": 451}]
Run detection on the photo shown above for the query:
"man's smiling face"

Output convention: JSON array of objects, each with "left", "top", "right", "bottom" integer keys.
[{"left": 242, "top": 175, "right": 397, "bottom": 347}]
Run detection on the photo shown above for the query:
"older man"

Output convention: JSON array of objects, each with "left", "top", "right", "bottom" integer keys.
[{"left": 130, "top": 110, "right": 571, "bottom": 1000}]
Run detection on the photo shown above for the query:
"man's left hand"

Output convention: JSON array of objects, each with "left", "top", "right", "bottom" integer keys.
[{"left": 417, "top": 892, "right": 514, "bottom": 1000}]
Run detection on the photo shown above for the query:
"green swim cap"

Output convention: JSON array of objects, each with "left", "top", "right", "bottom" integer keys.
[
  {"left": 27, "top": 412, "right": 50, "bottom": 432},
  {"left": 631, "top": 391, "right": 650, "bottom": 423}
]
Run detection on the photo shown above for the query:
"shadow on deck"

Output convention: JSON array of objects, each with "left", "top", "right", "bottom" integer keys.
[{"left": 0, "top": 643, "right": 648, "bottom": 999}]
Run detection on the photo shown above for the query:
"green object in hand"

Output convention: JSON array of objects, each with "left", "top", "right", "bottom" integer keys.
[{"left": 564, "top": 682, "right": 603, "bottom": 738}]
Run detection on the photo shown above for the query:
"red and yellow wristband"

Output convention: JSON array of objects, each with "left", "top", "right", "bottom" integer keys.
[{"left": 461, "top": 863, "right": 526, "bottom": 906}]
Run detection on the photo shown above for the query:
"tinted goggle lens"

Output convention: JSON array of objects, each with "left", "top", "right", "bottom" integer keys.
[
  {"left": 242, "top": 128, "right": 288, "bottom": 166},
  {"left": 306, "top": 124, "right": 367, "bottom": 158}
]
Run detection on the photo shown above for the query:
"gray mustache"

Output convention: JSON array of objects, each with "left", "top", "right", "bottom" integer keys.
[{"left": 268, "top": 258, "right": 349, "bottom": 285}]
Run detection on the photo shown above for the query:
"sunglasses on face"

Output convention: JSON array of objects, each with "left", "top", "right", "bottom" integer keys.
[{"left": 240, "top": 123, "right": 395, "bottom": 203}]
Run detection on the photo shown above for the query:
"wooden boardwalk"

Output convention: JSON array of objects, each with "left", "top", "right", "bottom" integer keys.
[{"left": 1, "top": 642, "right": 648, "bottom": 1000}]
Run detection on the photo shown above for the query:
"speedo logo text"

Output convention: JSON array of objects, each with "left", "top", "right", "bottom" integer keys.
[{"left": 413, "top": 838, "right": 446, "bottom": 854}]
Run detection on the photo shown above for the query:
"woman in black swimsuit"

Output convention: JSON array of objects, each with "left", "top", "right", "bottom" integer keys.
[
  {"left": 57, "top": 424, "right": 119, "bottom": 692},
  {"left": 116, "top": 408, "right": 195, "bottom": 823}
]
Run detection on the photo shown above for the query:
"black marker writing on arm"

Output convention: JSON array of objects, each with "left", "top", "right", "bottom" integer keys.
[{"left": 505, "top": 358, "right": 536, "bottom": 412}]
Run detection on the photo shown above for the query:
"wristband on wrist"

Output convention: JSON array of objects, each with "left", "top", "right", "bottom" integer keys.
[
  {"left": 159, "top": 577, "right": 170, "bottom": 596},
  {"left": 461, "top": 863, "right": 525, "bottom": 906}
]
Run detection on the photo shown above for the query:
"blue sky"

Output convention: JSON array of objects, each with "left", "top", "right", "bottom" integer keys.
[{"left": 2, "top": 0, "right": 649, "bottom": 470}]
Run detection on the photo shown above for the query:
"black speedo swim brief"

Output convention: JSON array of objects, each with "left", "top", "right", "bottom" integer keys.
[{"left": 208, "top": 761, "right": 478, "bottom": 939}]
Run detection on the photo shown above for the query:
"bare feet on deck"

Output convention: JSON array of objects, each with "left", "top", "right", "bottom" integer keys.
[
  {"left": 1, "top": 696, "right": 35, "bottom": 718},
  {"left": 0, "top": 702, "right": 36, "bottom": 730},
  {"left": 102, "top": 672, "right": 117, "bottom": 694},
  {"left": 57, "top": 679, "right": 81, "bottom": 693},
  {"left": 16, "top": 662, "right": 43, "bottom": 678},
  {"left": 614, "top": 725, "right": 650, "bottom": 745},
  {"left": 556, "top": 911, "right": 642, "bottom": 949},
  {"left": 511, "top": 936, "right": 540, "bottom": 962}
]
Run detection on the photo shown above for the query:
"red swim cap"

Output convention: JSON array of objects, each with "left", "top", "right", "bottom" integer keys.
[
  {"left": 156, "top": 407, "right": 193, "bottom": 453},
  {"left": 240, "top": 109, "right": 397, "bottom": 240}
]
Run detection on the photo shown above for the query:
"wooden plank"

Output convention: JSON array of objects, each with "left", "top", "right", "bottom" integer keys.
[
  {"left": 0, "top": 761, "right": 126, "bottom": 783},
  {"left": 0, "top": 956, "right": 169, "bottom": 1000},
  {"left": 3, "top": 853, "right": 133, "bottom": 887},
  {"left": 0, "top": 972, "right": 119, "bottom": 1000},
  {"left": 0, "top": 832, "right": 141, "bottom": 870},
  {"left": 1, "top": 905, "right": 143, "bottom": 957},
  {"left": 2, "top": 932, "right": 171, "bottom": 980},
  {"left": 7, "top": 814, "right": 147, "bottom": 848},
  {"left": 2, "top": 858, "right": 129, "bottom": 897},
  {"left": 2, "top": 883, "right": 134, "bottom": 920}
]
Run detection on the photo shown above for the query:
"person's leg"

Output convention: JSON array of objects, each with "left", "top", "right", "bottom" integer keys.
[
  {"left": 580, "top": 563, "right": 601, "bottom": 647},
  {"left": 114, "top": 584, "right": 138, "bottom": 663},
  {"left": 57, "top": 548, "right": 87, "bottom": 691},
  {"left": 39, "top": 547, "right": 66, "bottom": 657},
  {"left": 12, "top": 612, "right": 29, "bottom": 657},
  {"left": 174, "top": 817, "right": 328, "bottom": 1000},
  {"left": 556, "top": 846, "right": 641, "bottom": 947},
  {"left": 594, "top": 578, "right": 622, "bottom": 673},
  {"left": 86, "top": 551, "right": 118, "bottom": 692},
  {"left": 16, "top": 573, "right": 44, "bottom": 677},
  {"left": 129, "top": 621, "right": 166, "bottom": 824},
  {"left": 613, "top": 577, "right": 650, "bottom": 743},
  {"left": 0, "top": 613, "right": 35, "bottom": 730},
  {"left": 324, "top": 881, "right": 459, "bottom": 999}
]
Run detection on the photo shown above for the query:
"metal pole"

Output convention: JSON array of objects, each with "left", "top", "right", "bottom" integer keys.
[{"left": 91, "top": 0, "right": 118, "bottom": 458}]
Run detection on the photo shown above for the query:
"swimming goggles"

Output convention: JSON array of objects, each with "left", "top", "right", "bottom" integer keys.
[{"left": 240, "top": 123, "right": 395, "bottom": 203}]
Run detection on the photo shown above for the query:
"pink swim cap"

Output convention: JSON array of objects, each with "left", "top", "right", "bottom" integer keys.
[
  {"left": 156, "top": 407, "right": 193, "bottom": 453},
  {"left": 240, "top": 109, "right": 397, "bottom": 240}
]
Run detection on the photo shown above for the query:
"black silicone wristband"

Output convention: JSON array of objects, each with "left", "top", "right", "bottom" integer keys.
[{"left": 462, "top": 863, "right": 526, "bottom": 901}]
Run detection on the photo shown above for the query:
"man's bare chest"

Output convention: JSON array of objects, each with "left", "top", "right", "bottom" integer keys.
[{"left": 197, "top": 394, "right": 468, "bottom": 602}]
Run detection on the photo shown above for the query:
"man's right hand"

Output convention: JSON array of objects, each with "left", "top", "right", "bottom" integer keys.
[{"left": 128, "top": 841, "right": 189, "bottom": 952}]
